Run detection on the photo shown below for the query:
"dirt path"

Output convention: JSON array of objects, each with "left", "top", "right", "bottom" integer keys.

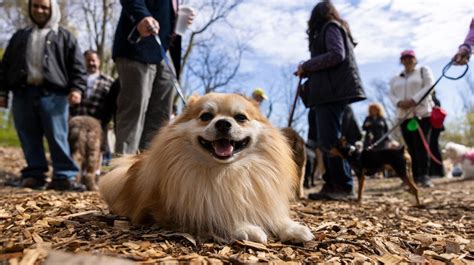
[{"left": 0, "top": 147, "right": 473, "bottom": 264}]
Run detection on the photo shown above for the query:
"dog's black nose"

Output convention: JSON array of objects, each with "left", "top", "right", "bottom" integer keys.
[{"left": 215, "top": 119, "right": 232, "bottom": 133}]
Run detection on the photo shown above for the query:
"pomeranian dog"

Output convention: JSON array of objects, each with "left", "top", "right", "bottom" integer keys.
[
  {"left": 280, "top": 127, "right": 306, "bottom": 199},
  {"left": 444, "top": 142, "right": 474, "bottom": 178},
  {"left": 68, "top": 116, "right": 102, "bottom": 191},
  {"left": 99, "top": 93, "right": 313, "bottom": 244}
]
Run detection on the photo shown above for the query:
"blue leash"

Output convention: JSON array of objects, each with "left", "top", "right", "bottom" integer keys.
[
  {"left": 127, "top": 28, "right": 187, "bottom": 106},
  {"left": 367, "top": 61, "right": 469, "bottom": 150}
]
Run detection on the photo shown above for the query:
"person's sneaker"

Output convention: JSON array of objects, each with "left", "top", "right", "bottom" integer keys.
[
  {"left": 325, "top": 189, "right": 356, "bottom": 201},
  {"left": 20, "top": 177, "right": 46, "bottom": 190},
  {"left": 308, "top": 185, "right": 356, "bottom": 201},
  {"left": 415, "top": 176, "right": 434, "bottom": 188},
  {"left": 47, "top": 179, "right": 87, "bottom": 192}
]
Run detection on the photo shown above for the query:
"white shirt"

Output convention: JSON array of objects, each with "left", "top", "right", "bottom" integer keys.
[
  {"left": 86, "top": 73, "right": 99, "bottom": 98},
  {"left": 389, "top": 65, "right": 435, "bottom": 119}
]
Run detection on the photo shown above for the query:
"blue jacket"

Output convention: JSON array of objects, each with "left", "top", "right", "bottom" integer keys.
[{"left": 113, "top": 0, "right": 175, "bottom": 64}]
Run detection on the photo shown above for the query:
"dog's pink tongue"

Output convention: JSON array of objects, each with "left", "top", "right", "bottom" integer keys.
[{"left": 213, "top": 140, "right": 233, "bottom": 157}]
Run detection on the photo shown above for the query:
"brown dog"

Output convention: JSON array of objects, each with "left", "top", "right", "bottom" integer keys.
[
  {"left": 330, "top": 138, "right": 420, "bottom": 205},
  {"left": 68, "top": 116, "right": 102, "bottom": 191},
  {"left": 280, "top": 127, "right": 306, "bottom": 199}
]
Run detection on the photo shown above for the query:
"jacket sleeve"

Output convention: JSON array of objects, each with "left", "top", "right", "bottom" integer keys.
[
  {"left": 302, "top": 24, "right": 346, "bottom": 73},
  {"left": 120, "top": 0, "right": 152, "bottom": 25},
  {"left": 0, "top": 32, "right": 19, "bottom": 99},
  {"left": 412, "top": 66, "right": 434, "bottom": 104},
  {"left": 460, "top": 18, "right": 474, "bottom": 52},
  {"left": 66, "top": 33, "right": 87, "bottom": 94},
  {"left": 362, "top": 117, "right": 371, "bottom": 130}
]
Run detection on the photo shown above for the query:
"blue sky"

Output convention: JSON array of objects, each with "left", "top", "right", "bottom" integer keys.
[{"left": 186, "top": 0, "right": 473, "bottom": 129}]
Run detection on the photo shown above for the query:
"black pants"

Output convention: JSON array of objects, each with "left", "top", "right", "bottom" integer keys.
[
  {"left": 429, "top": 127, "right": 445, "bottom": 177},
  {"left": 401, "top": 117, "right": 432, "bottom": 180}
]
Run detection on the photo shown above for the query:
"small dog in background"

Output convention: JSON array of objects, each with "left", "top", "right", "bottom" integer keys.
[
  {"left": 99, "top": 93, "right": 313, "bottom": 244},
  {"left": 68, "top": 116, "right": 102, "bottom": 191},
  {"left": 444, "top": 142, "right": 474, "bottom": 178},
  {"left": 330, "top": 138, "right": 420, "bottom": 205},
  {"left": 280, "top": 127, "right": 306, "bottom": 199}
]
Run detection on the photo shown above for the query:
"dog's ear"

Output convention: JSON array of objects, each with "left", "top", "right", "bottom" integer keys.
[{"left": 186, "top": 93, "right": 201, "bottom": 107}]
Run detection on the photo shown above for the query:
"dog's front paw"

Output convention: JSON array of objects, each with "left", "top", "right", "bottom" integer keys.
[
  {"left": 234, "top": 224, "right": 268, "bottom": 244},
  {"left": 278, "top": 221, "right": 313, "bottom": 243}
]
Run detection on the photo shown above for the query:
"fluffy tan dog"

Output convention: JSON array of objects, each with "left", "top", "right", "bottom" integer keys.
[{"left": 99, "top": 93, "right": 313, "bottom": 244}]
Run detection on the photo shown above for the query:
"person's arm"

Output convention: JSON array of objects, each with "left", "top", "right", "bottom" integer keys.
[
  {"left": 121, "top": 0, "right": 159, "bottom": 37},
  {"left": 300, "top": 24, "right": 346, "bottom": 74},
  {"left": 0, "top": 32, "right": 19, "bottom": 108},
  {"left": 453, "top": 18, "right": 473, "bottom": 65},
  {"left": 120, "top": 0, "right": 152, "bottom": 24},
  {"left": 362, "top": 117, "right": 371, "bottom": 130},
  {"left": 66, "top": 32, "right": 87, "bottom": 105}
]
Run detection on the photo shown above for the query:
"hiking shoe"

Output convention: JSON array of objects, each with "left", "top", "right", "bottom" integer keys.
[
  {"left": 308, "top": 185, "right": 356, "bottom": 201},
  {"left": 415, "top": 175, "right": 434, "bottom": 188},
  {"left": 47, "top": 179, "right": 87, "bottom": 192},
  {"left": 20, "top": 177, "right": 46, "bottom": 190}
]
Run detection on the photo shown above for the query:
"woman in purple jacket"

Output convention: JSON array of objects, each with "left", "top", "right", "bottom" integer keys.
[{"left": 296, "top": 1, "right": 366, "bottom": 201}]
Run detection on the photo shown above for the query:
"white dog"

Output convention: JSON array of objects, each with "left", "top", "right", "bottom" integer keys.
[{"left": 443, "top": 142, "right": 474, "bottom": 178}]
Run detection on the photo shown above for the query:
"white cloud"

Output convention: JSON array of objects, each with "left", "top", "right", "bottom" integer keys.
[{"left": 221, "top": 0, "right": 473, "bottom": 66}]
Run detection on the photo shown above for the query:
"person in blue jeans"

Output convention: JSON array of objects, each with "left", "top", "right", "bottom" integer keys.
[
  {"left": 0, "top": 0, "right": 87, "bottom": 191},
  {"left": 296, "top": 1, "right": 366, "bottom": 200}
]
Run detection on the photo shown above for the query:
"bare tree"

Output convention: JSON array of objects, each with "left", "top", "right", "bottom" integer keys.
[
  {"left": 179, "top": 0, "right": 247, "bottom": 94},
  {"left": 186, "top": 40, "right": 244, "bottom": 93},
  {"left": 76, "top": 0, "right": 120, "bottom": 74},
  {"left": 370, "top": 79, "right": 396, "bottom": 125},
  {"left": 0, "top": 1, "right": 29, "bottom": 41}
]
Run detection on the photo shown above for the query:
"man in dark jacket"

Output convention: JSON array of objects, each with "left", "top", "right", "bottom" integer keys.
[
  {"left": 113, "top": 0, "right": 193, "bottom": 154},
  {"left": 0, "top": 0, "right": 87, "bottom": 191}
]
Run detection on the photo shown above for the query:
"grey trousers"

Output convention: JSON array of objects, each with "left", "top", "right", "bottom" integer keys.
[{"left": 115, "top": 57, "right": 176, "bottom": 154}]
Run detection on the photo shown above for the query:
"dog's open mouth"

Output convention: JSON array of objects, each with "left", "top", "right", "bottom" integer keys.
[{"left": 198, "top": 136, "right": 251, "bottom": 160}]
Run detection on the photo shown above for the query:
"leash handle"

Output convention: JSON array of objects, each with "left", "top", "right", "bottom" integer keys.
[{"left": 288, "top": 77, "right": 303, "bottom": 127}]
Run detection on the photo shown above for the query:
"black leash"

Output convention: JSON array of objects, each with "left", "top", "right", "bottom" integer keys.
[
  {"left": 288, "top": 77, "right": 303, "bottom": 127},
  {"left": 367, "top": 61, "right": 469, "bottom": 150}
]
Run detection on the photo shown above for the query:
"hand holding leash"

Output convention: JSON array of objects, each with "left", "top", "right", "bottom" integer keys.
[{"left": 127, "top": 27, "right": 187, "bottom": 106}]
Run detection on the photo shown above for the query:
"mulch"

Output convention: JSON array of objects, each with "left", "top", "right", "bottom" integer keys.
[{"left": 0, "top": 147, "right": 473, "bottom": 264}]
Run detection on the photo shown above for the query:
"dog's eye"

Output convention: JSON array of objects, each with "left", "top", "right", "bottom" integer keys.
[
  {"left": 234, "top": 114, "right": 248, "bottom": 122},
  {"left": 200, "top": 112, "right": 214, "bottom": 122}
]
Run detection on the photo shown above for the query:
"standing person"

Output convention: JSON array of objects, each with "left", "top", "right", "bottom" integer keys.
[
  {"left": 0, "top": 0, "right": 87, "bottom": 190},
  {"left": 362, "top": 103, "right": 389, "bottom": 150},
  {"left": 113, "top": 0, "right": 193, "bottom": 154},
  {"left": 295, "top": 1, "right": 366, "bottom": 200},
  {"left": 70, "top": 50, "right": 114, "bottom": 164},
  {"left": 429, "top": 91, "right": 445, "bottom": 178},
  {"left": 251, "top": 88, "right": 268, "bottom": 105},
  {"left": 389, "top": 49, "right": 435, "bottom": 188},
  {"left": 453, "top": 18, "right": 473, "bottom": 65}
]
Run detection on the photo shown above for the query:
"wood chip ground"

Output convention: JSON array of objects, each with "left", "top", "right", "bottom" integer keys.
[{"left": 0, "top": 147, "right": 473, "bottom": 264}]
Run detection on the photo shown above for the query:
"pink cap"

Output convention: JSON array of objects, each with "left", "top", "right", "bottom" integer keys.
[{"left": 400, "top": 49, "right": 416, "bottom": 59}]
